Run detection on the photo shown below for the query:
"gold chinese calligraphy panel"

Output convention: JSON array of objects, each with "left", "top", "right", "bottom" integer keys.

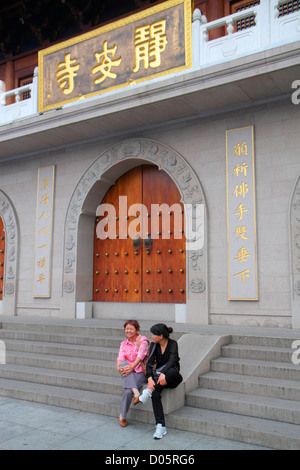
[
  {"left": 38, "top": 0, "right": 192, "bottom": 113},
  {"left": 226, "top": 126, "right": 258, "bottom": 301},
  {"left": 33, "top": 166, "right": 55, "bottom": 298}
]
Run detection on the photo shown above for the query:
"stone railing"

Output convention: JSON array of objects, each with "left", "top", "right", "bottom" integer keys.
[
  {"left": 0, "top": 0, "right": 299, "bottom": 126},
  {"left": 192, "top": 0, "right": 300, "bottom": 67},
  {"left": 0, "top": 67, "right": 38, "bottom": 125}
]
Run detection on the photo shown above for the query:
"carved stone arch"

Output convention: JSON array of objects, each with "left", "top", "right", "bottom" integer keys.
[
  {"left": 290, "top": 174, "right": 300, "bottom": 328},
  {"left": 61, "top": 138, "right": 208, "bottom": 324},
  {"left": 0, "top": 190, "right": 19, "bottom": 316}
]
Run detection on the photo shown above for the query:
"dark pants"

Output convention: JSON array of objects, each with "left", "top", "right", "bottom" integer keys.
[{"left": 151, "top": 368, "right": 182, "bottom": 426}]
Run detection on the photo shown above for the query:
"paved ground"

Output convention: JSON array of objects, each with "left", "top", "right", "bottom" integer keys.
[{"left": 0, "top": 396, "right": 270, "bottom": 450}]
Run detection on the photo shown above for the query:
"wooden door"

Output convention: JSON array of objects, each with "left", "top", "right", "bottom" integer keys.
[
  {"left": 0, "top": 217, "right": 5, "bottom": 300},
  {"left": 93, "top": 165, "right": 186, "bottom": 303},
  {"left": 142, "top": 165, "right": 186, "bottom": 303}
]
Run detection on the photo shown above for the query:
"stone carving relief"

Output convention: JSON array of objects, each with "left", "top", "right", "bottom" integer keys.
[
  {"left": 64, "top": 280, "right": 75, "bottom": 294},
  {"left": 0, "top": 191, "right": 18, "bottom": 302},
  {"left": 62, "top": 138, "right": 207, "bottom": 300},
  {"left": 295, "top": 281, "right": 300, "bottom": 297},
  {"left": 5, "top": 282, "right": 14, "bottom": 295},
  {"left": 190, "top": 250, "right": 203, "bottom": 271},
  {"left": 190, "top": 278, "right": 206, "bottom": 294}
]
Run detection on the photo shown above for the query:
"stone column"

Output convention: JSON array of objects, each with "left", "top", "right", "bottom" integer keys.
[
  {"left": 206, "top": 0, "right": 225, "bottom": 40},
  {"left": 4, "top": 61, "right": 15, "bottom": 105}
]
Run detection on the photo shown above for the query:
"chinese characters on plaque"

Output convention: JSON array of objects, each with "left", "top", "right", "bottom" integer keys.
[
  {"left": 38, "top": 0, "right": 192, "bottom": 112},
  {"left": 33, "top": 166, "right": 55, "bottom": 298},
  {"left": 226, "top": 126, "right": 258, "bottom": 300}
]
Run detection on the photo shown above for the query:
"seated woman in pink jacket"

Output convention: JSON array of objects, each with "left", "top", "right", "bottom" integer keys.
[{"left": 116, "top": 319, "right": 149, "bottom": 427}]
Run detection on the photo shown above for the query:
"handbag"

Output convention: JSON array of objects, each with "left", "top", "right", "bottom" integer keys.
[{"left": 137, "top": 336, "right": 150, "bottom": 374}]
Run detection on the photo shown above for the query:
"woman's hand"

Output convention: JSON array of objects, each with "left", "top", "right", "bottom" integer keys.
[
  {"left": 121, "top": 364, "right": 133, "bottom": 376},
  {"left": 157, "top": 373, "right": 167, "bottom": 387},
  {"left": 147, "top": 377, "right": 156, "bottom": 392}
]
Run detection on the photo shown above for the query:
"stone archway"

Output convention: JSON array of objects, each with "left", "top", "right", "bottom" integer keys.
[
  {"left": 291, "top": 174, "right": 300, "bottom": 329},
  {"left": 61, "top": 138, "right": 208, "bottom": 324},
  {"left": 0, "top": 190, "right": 19, "bottom": 316}
]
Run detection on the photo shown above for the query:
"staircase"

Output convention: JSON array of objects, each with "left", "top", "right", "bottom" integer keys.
[
  {"left": 169, "top": 335, "right": 300, "bottom": 450},
  {"left": 0, "top": 318, "right": 299, "bottom": 450},
  {"left": 0, "top": 318, "right": 134, "bottom": 417}
]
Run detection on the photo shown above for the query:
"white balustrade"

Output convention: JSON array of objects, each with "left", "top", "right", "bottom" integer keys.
[
  {"left": 193, "top": 0, "right": 300, "bottom": 68},
  {"left": 0, "top": 67, "right": 38, "bottom": 125},
  {"left": 0, "top": 1, "right": 299, "bottom": 126},
  {"left": 271, "top": 0, "right": 300, "bottom": 43}
]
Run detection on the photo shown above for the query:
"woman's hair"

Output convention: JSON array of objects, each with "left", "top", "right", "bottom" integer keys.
[
  {"left": 123, "top": 319, "right": 140, "bottom": 331},
  {"left": 150, "top": 323, "right": 173, "bottom": 339}
]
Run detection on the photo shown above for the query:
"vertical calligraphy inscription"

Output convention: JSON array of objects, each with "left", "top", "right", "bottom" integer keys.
[
  {"left": 33, "top": 166, "right": 55, "bottom": 298},
  {"left": 226, "top": 127, "right": 258, "bottom": 301}
]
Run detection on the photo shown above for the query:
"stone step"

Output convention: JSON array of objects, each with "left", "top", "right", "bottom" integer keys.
[
  {"left": 168, "top": 406, "right": 300, "bottom": 450},
  {"left": 5, "top": 350, "right": 119, "bottom": 377},
  {"left": 211, "top": 357, "right": 300, "bottom": 381},
  {"left": 186, "top": 388, "right": 300, "bottom": 425},
  {"left": 0, "top": 329, "right": 123, "bottom": 348},
  {"left": 199, "top": 371, "right": 300, "bottom": 401},
  {"left": 231, "top": 335, "right": 296, "bottom": 349},
  {"left": 222, "top": 344, "right": 293, "bottom": 363},
  {"left": 0, "top": 363, "right": 122, "bottom": 395},
  {"left": 0, "top": 375, "right": 298, "bottom": 450},
  {"left": 0, "top": 377, "right": 153, "bottom": 425},
  {"left": 3, "top": 338, "right": 119, "bottom": 361},
  {"left": 0, "top": 318, "right": 182, "bottom": 341},
  {"left": 0, "top": 319, "right": 126, "bottom": 338},
  {"left": 0, "top": 377, "right": 124, "bottom": 417}
]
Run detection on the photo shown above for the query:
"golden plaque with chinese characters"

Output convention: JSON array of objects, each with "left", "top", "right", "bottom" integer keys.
[
  {"left": 226, "top": 126, "right": 258, "bottom": 301},
  {"left": 38, "top": 0, "right": 192, "bottom": 113},
  {"left": 33, "top": 166, "right": 55, "bottom": 298}
]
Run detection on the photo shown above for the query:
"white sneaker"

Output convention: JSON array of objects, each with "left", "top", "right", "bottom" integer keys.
[
  {"left": 139, "top": 388, "right": 152, "bottom": 404},
  {"left": 153, "top": 424, "right": 167, "bottom": 439}
]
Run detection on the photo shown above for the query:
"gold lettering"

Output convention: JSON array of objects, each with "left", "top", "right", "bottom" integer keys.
[
  {"left": 234, "top": 247, "right": 250, "bottom": 263},
  {"left": 234, "top": 226, "right": 249, "bottom": 240},
  {"left": 39, "top": 211, "right": 49, "bottom": 219},
  {"left": 41, "top": 177, "right": 49, "bottom": 190},
  {"left": 37, "top": 258, "right": 47, "bottom": 269},
  {"left": 41, "top": 194, "right": 49, "bottom": 205},
  {"left": 133, "top": 19, "right": 167, "bottom": 72},
  {"left": 38, "top": 227, "right": 49, "bottom": 235},
  {"left": 92, "top": 41, "right": 122, "bottom": 84},
  {"left": 234, "top": 269, "right": 250, "bottom": 283},
  {"left": 233, "top": 162, "right": 248, "bottom": 177},
  {"left": 37, "top": 273, "right": 47, "bottom": 284},
  {"left": 234, "top": 204, "right": 248, "bottom": 221},
  {"left": 56, "top": 53, "right": 79, "bottom": 95},
  {"left": 234, "top": 141, "right": 248, "bottom": 157},
  {"left": 233, "top": 182, "right": 248, "bottom": 199}
]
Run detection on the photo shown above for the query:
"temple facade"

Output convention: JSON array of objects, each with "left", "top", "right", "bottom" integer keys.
[{"left": 0, "top": 0, "right": 300, "bottom": 329}]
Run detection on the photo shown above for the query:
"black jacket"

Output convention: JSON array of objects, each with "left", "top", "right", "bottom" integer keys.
[{"left": 146, "top": 339, "right": 180, "bottom": 379}]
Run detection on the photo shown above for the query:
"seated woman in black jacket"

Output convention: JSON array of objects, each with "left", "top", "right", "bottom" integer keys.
[{"left": 134, "top": 323, "right": 182, "bottom": 439}]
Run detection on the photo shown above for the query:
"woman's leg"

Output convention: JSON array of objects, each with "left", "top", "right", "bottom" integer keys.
[
  {"left": 120, "top": 366, "right": 146, "bottom": 419},
  {"left": 151, "top": 385, "right": 165, "bottom": 426},
  {"left": 151, "top": 369, "right": 182, "bottom": 426},
  {"left": 164, "top": 368, "right": 183, "bottom": 389}
]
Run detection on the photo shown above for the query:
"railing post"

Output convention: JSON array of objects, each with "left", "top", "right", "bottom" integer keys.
[
  {"left": 260, "top": 0, "right": 271, "bottom": 47},
  {"left": 192, "top": 9, "right": 202, "bottom": 69},
  {"left": 0, "top": 80, "right": 5, "bottom": 107},
  {"left": 32, "top": 67, "right": 39, "bottom": 114}
]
